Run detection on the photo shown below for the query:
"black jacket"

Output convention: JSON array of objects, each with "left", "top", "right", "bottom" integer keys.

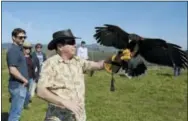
[
  {"left": 30, "top": 55, "right": 40, "bottom": 82},
  {"left": 31, "top": 51, "right": 46, "bottom": 82}
]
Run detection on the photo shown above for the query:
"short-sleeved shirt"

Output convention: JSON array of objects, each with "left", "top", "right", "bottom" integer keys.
[
  {"left": 6, "top": 44, "right": 29, "bottom": 83},
  {"left": 37, "top": 54, "right": 93, "bottom": 121}
]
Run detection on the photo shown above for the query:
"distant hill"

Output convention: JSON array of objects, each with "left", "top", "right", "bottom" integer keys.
[
  {"left": 2, "top": 42, "right": 187, "bottom": 56},
  {"left": 2, "top": 43, "right": 117, "bottom": 53}
]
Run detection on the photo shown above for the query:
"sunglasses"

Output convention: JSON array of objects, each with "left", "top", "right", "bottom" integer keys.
[
  {"left": 17, "top": 36, "right": 27, "bottom": 40},
  {"left": 64, "top": 39, "right": 76, "bottom": 45}
]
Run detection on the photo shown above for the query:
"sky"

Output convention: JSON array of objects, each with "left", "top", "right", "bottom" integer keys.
[{"left": 2, "top": 2, "right": 187, "bottom": 49}]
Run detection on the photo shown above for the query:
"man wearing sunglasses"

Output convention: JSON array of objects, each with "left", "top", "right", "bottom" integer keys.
[
  {"left": 6, "top": 28, "right": 29, "bottom": 121},
  {"left": 37, "top": 29, "right": 105, "bottom": 121}
]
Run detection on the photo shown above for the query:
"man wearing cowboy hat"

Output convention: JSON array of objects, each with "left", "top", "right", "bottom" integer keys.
[{"left": 37, "top": 29, "right": 105, "bottom": 121}]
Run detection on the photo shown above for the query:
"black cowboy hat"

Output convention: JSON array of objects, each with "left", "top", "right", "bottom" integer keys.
[{"left": 48, "top": 29, "right": 81, "bottom": 50}]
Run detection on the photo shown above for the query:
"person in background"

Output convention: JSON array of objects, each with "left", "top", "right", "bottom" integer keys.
[
  {"left": 174, "top": 65, "right": 181, "bottom": 76},
  {"left": 76, "top": 41, "right": 88, "bottom": 60},
  {"left": 22, "top": 41, "right": 40, "bottom": 108},
  {"left": 77, "top": 41, "right": 94, "bottom": 76},
  {"left": 32, "top": 43, "right": 47, "bottom": 71},
  {"left": 6, "top": 28, "right": 28, "bottom": 121}
]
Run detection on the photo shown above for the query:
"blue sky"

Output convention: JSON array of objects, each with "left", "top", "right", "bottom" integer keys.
[{"left": 2, "top": 2, "right": 187, "bottom": 49}]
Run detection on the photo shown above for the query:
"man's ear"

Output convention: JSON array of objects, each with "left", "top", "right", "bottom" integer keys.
[
  {"left": 12, "top": 36, "right": 15, "bottom": 41},
  {"left": 57, "top": 43, "right": 65, "bottom": 51}
]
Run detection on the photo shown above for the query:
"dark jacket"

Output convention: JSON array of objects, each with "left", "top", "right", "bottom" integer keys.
[
  {"left": 30, "top": 55, "right": 40, "bottom": 82},
  {"left": 32, "top": 51, "right": 47, "bottom": 63},
  {"left": 32, "top": 51, "right": 47, "bottom": 82}
]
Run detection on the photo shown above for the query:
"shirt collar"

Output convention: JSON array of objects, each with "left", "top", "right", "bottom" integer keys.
[
  {"left": 36, "top": 51, "right": 42, "bottom": 55},
  {"left": 57, "top": 54, "right": 78, "bottom": 64},
  {"left": 12, "top": 43, "right": 23, "bottom": 51}
]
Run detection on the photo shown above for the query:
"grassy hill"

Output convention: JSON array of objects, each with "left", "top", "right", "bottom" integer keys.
[{"left": 2, "top": 50, "right": 187, "bottom": 121}]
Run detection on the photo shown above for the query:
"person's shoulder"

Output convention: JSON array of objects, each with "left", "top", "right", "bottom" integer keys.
[
  {"left": 73, "top": 56, "right": 87, "bottom": 63},
  {"left": 74, "top": 55, "right": 81, "bottom": 60},
  {"left": 7, "top": 44, "right": 16, "bottom": 50},
  {"left": 73, "top": 56, "right": 82, "bottom": 61},
  {"left": 45, "top": 54, "right": 58, "bottom": 63},
  {"left": 7, "top": 45, "right": 19, "bottom": 54},
  {"left": 41, "top": 56, "right": 53, "bottom": 67}
]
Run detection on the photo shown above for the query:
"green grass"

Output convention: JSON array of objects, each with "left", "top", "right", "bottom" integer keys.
[{"left": 2, "top": 50, "right": 187, "bottom": 121}]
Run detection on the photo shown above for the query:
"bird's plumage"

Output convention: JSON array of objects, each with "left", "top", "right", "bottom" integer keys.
[
  {"left": 94, "top": 24, "right": 188, "bottom": 69},
  {"left": 94, "top": 24, "right": 130, "bottom": 49}
]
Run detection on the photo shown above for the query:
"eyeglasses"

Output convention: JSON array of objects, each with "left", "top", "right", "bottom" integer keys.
[
  {"left": 36, "top": 46, "right": 42, "bottom": 49},
  {"left": 17, "top": 36, "right": 27, "bottom": 40}
]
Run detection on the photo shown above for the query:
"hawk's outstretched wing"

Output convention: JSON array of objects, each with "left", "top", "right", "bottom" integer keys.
[
  {"left": 138, "top": 38, "right": 188, "bottom": 69},
  {"left": 94, "top": 24, "right": 130, "bottom": 49}
]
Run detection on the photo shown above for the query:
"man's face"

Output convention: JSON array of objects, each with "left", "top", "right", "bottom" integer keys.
[
  {"left": 36, "top": 45, "right": 42, "bottom": 52},
  {"left": 81, "top": 43, "right": 85, "bottom": 47},
  {"left": 58, "top": 39, "right": 76, "bottom": 57},
  {"left": 12, "top": 32, "right": 27, "bottom": 45},
  {"left": 63, "top": 44, "right": 76, "bottom": 56}
]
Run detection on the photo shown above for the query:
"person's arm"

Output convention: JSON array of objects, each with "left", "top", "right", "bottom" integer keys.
[
  {"left": 81, "top": 58, "right": 105, "bottom": 71},
  {"left": 35, "top": 57, "right": 40, "bottom": 82},
  {"left": 89, "top": 60, "right": 104, "bottom": 70},
  {"left": 7, "top": 50, "right": 28, "bottom": 85},
  {"left": 9, "top": 67, "right": 28, "bottom": 85},
  {"left": 32, "top": 57, "right": 37, "bottom": 80}
]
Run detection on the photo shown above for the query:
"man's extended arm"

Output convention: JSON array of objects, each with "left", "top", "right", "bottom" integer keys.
[
  {"left": 89, "top": 60, "right": 104, "bottom": 70},
  {"left": 82, "top": 58, "right": 105, "bottom": 71}
]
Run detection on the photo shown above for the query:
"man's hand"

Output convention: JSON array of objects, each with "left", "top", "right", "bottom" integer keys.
[
  {"left": 23, "top": 79, "right": 28, "bottom": 86},
  {"left": 9, "top": 66, "right": 29, "bottom": 86},
  {"left": 37, "top": 86, "right": 82, "bottom": 120},
  {"left": 62, "top": 100, "right": 82, "bottom": 120}
]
